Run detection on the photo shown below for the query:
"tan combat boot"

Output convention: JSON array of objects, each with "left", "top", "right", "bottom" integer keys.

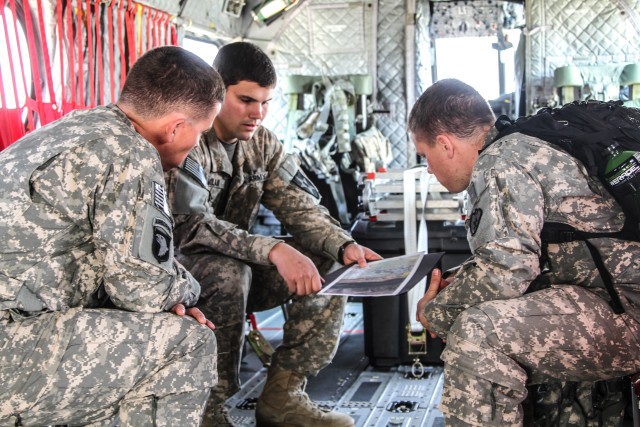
[{"left": 255, "top": 366, "right": 355, "bottom": 427}]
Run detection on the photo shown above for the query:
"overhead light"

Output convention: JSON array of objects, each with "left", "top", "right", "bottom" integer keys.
[{"left": 251, "top": 0, "right": 299, "bottom": 25}]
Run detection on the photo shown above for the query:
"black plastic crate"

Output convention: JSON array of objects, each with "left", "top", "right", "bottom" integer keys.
[{"left": 351, "top": 217, "right": 471, "bottom": 367}]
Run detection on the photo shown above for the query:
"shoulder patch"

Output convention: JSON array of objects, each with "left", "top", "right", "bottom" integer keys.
[
  {"left": 292, "top": 170, "right": 320, "bottom": 199},
  {"left": 182, "top": 157, "right": 207, "bottom": 187},
  {"left": 152, "top": 217, "right": 172, "bottom": 263},
  {"left": 467, "top": 208, "right": 483, "bottom": 236},
  {"left": 153, "top": 181, "right": 171, "bottom": 219}
]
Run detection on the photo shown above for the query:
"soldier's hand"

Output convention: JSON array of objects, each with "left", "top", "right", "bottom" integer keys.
[
  {"left": 171, "top": 304, "right": 215, "bottom": 330},
  {"left": 269, "top": 242, "right": 322, "bottom": 296},
  {"left": 342, "top": 243, "right": 383, "bottom": 267},
  {"left": 416, "top": 268, "right": 448, "bottom": 339}
]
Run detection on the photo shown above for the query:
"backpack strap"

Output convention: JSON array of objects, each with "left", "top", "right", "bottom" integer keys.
[
  {"left": 584, "top": 240, "right": 625, "bottom": 314},
  {"left": 540, "top": 223, "right": 625, "bottom": 314}
]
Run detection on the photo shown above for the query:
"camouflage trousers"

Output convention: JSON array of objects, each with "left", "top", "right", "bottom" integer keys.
[
  {"left": 176, "top": 242, "right": 347, "bottom": 404},
  {"left": 0, "top": 308, "right": 217, "bottom": 427},
  {"left": 440, "top": 285, "right": 640, "bottom": 426}
]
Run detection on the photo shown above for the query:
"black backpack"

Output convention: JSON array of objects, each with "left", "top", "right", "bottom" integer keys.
[{"left": 490, "top": 100, "right": 640, "bottom": 313}]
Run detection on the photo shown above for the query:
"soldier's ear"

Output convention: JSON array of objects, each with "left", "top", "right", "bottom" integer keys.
[
  {"left": 435, "top": 134, "right": 455, "bottom": 159},
  {"left": 163, "top": 116, "right": 187, "bottom": 144}
]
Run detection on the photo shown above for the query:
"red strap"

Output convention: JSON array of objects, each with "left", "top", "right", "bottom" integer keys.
[
  {"left": 76, "top": 0, "right": 85, "bottom": 108},
  {"left": 107, "top": 0, "right": 115, "bottom": 102},
  {"left": 9, "top": 0, "right": 35, "bottom": 132},
  {"left": 170, "top": 17, "right": 177, "bottom": 45},
  {"left": 137, "top": 3, "right": 144, "bottom": 57},
  {"left": 248, "top": 313, "right": 259, "bottom": 330},
  {"left": 0, "top": 109, "right": 27, "bottom": 150},
  {"left": 55, "top": 0, "right": 66, "bottom": 111},
  {"left": 85, "top": 0, "right": 95, "bottom": 106},
  {"left": 94, "top": 0, "right": 104, "bottom": 105},
  {"left": 138, "top": 3, "right": 145, "bottom": 57},
  {"left": 65, "top": 0, "right": 76, "bottom": 111},
  {"left": 117, "top": 0, "right": 126, "bottom": 90},
  {"left": 125, "top": 1, "right": 136, "bottom": 68}
]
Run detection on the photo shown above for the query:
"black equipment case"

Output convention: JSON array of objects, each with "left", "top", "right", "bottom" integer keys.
[{"left": 351, "top": 217, "right": 471, "bottom": 367}]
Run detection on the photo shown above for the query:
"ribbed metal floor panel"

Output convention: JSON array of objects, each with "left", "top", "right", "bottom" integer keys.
[{"left": 227, "top": 301, "right": 445, "bottom": 426}]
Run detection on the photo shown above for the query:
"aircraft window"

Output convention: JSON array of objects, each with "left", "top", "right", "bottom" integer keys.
[
  {"left": 0, "top": 5, "right": 32, "bottom": 110},
  {"left": 183, "top": 37, "right": 219, "bottom": 65},
  {"left": 434, "top": 29, "right": 521, "bottom": 100}
]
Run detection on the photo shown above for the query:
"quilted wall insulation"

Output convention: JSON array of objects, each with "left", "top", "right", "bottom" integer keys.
[
  {"left": 375, "top": 0, "right": 411, "bottom": 168},
  {"left": 269, "top": 0, "right": 373, "bottom": 76},
  {"left": 415, "top": 0, "right": 433, "bottom": 96},
  {"left": 526, "top": 0, "right": 640, "bottom": 113}
]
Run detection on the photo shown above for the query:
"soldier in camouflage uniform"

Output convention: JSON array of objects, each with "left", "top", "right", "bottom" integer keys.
[
  {"left": 408, "top": 79, "right": 640, "bottom": 426},
  {"left": 0, "top": 46, "right": 225, "bottom": 426},
  {"left": 164, "top": 42, "right": 381, "bottom": 427}
]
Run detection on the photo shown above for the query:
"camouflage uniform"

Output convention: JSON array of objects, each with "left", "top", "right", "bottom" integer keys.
[
  {"left": 0, "top": 105, "right": 217, "bottom": 426},
  {"left": 423, "top": 130, "right": 640, "bottom": 426},
  {"left": 165, "top": 126, "right": 351, "bottom": 403}
]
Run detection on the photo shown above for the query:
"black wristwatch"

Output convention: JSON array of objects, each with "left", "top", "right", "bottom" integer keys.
[{"left": 337, "top": 240, "right": 355, "bottom": 264}]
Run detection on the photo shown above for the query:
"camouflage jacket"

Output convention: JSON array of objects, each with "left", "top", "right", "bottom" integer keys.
[
  {"left": 425, "top": 130, "right": 640, "bottom": 335},
  {"left": 0, "top": 105, "right": 200, "bottom": 315},
  {"left": 165, "top": 126, "right": 353, "bottom": 265}
]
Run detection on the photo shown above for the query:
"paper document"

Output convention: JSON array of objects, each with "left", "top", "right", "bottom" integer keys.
[{"left": 319, "top": 251, "right": 445, "bottom": 297}]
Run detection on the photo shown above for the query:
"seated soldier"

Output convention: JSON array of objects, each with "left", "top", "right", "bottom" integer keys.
[
  {"left": 0, "top": 46, "right": 225, "bottom": 426},
  {"left": 165, "top": 41, "right": 382, "bottom": 426}
]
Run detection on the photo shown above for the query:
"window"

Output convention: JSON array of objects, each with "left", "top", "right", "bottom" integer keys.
[
  {"left": 434, "top": 29, "right": 521, "bottom": 101},
  {"left": 183, "top": 37, "right": 219, "bottom": 65},
  {"left": 0, "top": 6, "right": 32, "bottom": 109}
]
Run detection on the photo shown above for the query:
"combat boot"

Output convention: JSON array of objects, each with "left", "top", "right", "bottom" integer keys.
[
  {"left": 201, "top": 403, "right": 237, "bottom": 427},
  {"left": 255, "top": 366, "right": 354, "bottom": 427}
]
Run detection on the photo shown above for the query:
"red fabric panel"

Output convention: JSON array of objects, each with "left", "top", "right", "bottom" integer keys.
[{"left": 0, "top": 108, "right": 26, "bottom": 150}]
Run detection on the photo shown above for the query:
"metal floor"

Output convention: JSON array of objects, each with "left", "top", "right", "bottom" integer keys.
[{"left": 226, "top": 301, "right": 446, "bottom": 427}]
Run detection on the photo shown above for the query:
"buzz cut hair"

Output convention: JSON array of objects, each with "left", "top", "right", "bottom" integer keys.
[
  {"left": 119, "top": 46, "right": 225, "bottom": 121},
  {"left": 213, "top": 42, "right": 277, "bottom": 89},
  {"left": 408, "top": 78, "right": 495, "bottom": 145}
]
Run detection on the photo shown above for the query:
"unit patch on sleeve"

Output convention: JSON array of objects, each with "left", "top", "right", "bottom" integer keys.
[
  {"left": 467, "top": 208, "right": 483, "bottom": 236},
  {"left": 291, "top": 170, "right": 320, "bottom": 199},
  {"left": 152, "top": 217, "right": 172, "bottom": 263}
]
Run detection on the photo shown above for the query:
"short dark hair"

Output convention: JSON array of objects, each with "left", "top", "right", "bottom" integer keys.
[
  {"left": 119, "top": 46, "right": 225, "bottom": 121},
  {"left": 408, "top": 79, "right": 495, "bottom": 145},
  {"left": 213, "top": 42, "right": 277, "bottom": 88}
]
